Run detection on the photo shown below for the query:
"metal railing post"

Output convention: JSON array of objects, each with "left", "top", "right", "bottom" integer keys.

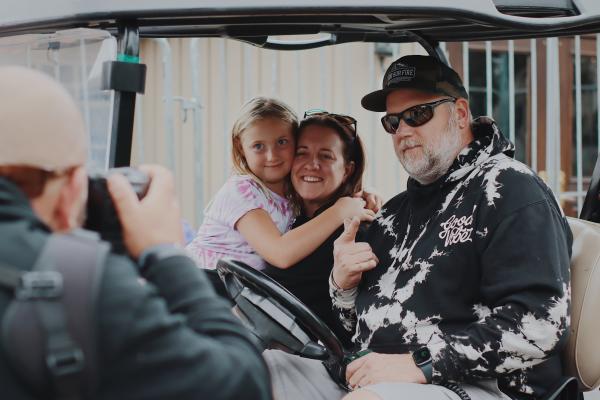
[
  {"left": 545, "top": 37, "right": 561, "bottom": 195},
  {"left": 190, "top": 38, "right": 205, "bottom": 226},
  {"left": 530, "top": 39, "right": 538, "bottom": 172},
  {"left": 486, "top": 41, "right": 493, "bottom": 117},
  {"left": 155, "top": 38, "right": 176, "bottom": 175},
  {"left": 575, "top": 36, "right": 584, "bottom": 212},
  {"left": 508, "top": 40, "right": 515, "bottom": 144}
]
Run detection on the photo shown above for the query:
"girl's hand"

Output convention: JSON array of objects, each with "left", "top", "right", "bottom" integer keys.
[
  {"left": 353, "top": 187, "right": 383, "bottom": 213},
  {"left": 334, "top": 197, "right": 376, "bottom": 222}
]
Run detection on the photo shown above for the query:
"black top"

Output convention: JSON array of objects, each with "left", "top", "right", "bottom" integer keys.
[
  {"left": 332, "top": 117, "right": 573, "bottom": 400},
  {"left": 0, "top": 178, "right": 271, "bottom": 400},
  {"left": 264, "top": 211, "right": 365, "bottom": 348}
]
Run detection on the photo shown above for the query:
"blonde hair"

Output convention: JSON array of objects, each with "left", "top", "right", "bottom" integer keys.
[{"left": 230, "top": 97, "right": 299, "bottom": 197}]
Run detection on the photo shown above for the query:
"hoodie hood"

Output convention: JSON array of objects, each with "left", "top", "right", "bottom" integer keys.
[
  {"left": 445, "top": 116, "right": 514, "bottom": 183},
  {"left": 406, "top": 116, "right": 517, "bottom": 215},
  {"left": 407, "top": 116, "right": 514, "bottom": 193}
]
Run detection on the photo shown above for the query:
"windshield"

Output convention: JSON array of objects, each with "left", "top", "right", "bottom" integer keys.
[{"left": 0, "top": 28, "right": 116, "bottom": 170}]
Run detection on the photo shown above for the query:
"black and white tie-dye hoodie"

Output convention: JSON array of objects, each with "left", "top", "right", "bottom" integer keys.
[{"left": 331, "top": 117, "right": 572, "bottom": 400}]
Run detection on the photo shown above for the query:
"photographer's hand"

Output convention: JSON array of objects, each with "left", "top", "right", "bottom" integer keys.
[{"left": 107, "top": 164, "right": 184, "bottom": 259}]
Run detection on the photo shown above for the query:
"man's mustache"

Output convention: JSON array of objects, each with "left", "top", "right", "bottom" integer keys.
[{"left": 398, "top": 138, "right": 421, "bottom": 152}]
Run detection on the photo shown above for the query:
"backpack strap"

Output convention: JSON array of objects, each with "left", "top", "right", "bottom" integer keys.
[{"left": 1, "top": 230, "right": 109, "bottom": 400}]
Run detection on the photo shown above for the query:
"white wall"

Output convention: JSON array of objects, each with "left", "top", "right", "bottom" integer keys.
[{"left": 133, "top": 38, "right": 424, "bottom": 228}]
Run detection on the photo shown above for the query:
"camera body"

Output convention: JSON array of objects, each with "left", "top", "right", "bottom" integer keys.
[{"left": 84, "top": 167, "right": 149, "bottom": 253}]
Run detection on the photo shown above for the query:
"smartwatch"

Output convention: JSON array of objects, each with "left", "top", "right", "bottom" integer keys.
[{"left": 411, "top": 346, "right": 433, "bottom": 383}]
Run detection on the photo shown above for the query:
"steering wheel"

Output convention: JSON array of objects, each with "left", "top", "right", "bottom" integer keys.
[{"left": 216, "top": 258, "right": 348, "bottom": 386}]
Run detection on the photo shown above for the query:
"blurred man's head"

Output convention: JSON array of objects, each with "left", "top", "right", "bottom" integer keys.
[
  {"left": 362, "top": 55, "right": 473, "bottom": 184},
  {"left": 0, "top": 66, "right": 88, "bottom": 231}
]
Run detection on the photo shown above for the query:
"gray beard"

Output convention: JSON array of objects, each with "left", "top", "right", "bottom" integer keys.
[{"left": 401, "top": 114, "right": 463, "bottom": 185}]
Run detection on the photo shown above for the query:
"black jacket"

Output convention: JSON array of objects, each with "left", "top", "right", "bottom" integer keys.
[
  {"left": 0, "top": 177, "right": 271, "bottom": 400},
  {"left": 264, "top": 212, "right": 367, "bottom": 348},
  {"left": 332, "top": 118, "right": 572, "bottom": 400}
]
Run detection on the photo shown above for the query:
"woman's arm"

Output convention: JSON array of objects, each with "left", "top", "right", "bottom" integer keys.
[{"left": 237, "top": 197, "right": 375, "bottom": 269}]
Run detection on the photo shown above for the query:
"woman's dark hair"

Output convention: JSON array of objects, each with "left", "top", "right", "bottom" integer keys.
[{"left": 295, "top": 113, "right": 366, "bottom": 206}]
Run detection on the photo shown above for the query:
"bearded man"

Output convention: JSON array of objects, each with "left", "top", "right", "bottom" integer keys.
[{"left": 332, "top": 55, "right": 572, "bottom": 400}]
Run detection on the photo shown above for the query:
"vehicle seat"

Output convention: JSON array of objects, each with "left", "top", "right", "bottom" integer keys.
[{"left": 564, "top": 217, "right": 600, "bottom": 391}]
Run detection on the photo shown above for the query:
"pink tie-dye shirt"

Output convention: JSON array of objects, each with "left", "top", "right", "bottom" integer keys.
[{"left": 186, "top": 175, "right": 294, "bottom": 270}]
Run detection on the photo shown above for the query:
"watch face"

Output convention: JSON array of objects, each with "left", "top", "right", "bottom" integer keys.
[{"left": 413, "top": 347, "right": 432, "bottom": 365}]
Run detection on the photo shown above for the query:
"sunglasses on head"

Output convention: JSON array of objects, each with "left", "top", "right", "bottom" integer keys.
[
  {"left": 380, "top": 97, "right": 456, "bottom": 134},
  {"left": 303, "top": 109, "right": 357, "bottom": 134}
]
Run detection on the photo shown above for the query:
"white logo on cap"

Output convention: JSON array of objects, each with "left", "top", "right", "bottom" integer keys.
[{"left": 386, "top": 62, "right": 416, "bottom": 85}]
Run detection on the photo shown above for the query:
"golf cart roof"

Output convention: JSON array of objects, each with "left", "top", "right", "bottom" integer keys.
[{"left": 2, "top": 0, "right": 600, "bottom": 47}]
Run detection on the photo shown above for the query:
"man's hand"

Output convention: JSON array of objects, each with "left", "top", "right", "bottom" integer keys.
[
  {"left": 332, "top": 216, "right": 378, "bottom": 290},
  {"left": 346, "top": 353, "right": 426, "bottom": 390},
  {"left": 107, "top": 164, "right": 184, "bottom": 259}
]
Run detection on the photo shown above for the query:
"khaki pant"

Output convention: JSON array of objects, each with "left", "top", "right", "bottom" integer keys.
[{"left": 264, "top": 350, "right": 512, "bottom": 400}]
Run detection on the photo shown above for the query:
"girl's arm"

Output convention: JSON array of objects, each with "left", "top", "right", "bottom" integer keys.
[{"left": 236, "top": 197, "right": 374, "bottom": 269}]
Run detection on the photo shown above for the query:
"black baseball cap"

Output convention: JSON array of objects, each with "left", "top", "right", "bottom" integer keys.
[{"left": 361, "top": 55, "right": 468, "bottom": 112}]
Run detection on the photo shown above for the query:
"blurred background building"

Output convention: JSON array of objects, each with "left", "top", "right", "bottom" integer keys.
[{"left": 134, "top": 35, "right": 599, "bottom": 228}]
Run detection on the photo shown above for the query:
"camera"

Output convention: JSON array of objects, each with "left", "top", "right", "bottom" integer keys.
[{"left": 84, "top": 167, "right": 150, "bottom": 253}]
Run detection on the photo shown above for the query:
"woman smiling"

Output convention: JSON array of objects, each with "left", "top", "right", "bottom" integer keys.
[{"left": 264, "top": 111, "right": 368, "bottom": 346}]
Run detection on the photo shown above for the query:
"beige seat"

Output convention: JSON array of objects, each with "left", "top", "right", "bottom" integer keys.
[{"left": 564, "top": 217, "right": 600, "bottom": 391}]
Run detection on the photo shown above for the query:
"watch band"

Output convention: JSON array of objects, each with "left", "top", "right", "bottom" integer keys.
[
  {"left": 411, "top": 346, "right": 433, "bottom": 384},
  {"left": 419, "top": 360, "right": 433, "bottom": 383}
]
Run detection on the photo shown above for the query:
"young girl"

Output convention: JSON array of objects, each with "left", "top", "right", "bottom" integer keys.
[{"left": 186, "top": 97, "right": 374, "bottom": 271}]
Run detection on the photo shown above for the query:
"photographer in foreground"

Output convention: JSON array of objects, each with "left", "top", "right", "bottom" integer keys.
[{"left": 0, "top": 66, "right": 271, "bottom": 399}]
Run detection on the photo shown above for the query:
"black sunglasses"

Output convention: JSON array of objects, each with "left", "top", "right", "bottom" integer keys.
[
  {"left": 380, "top": 97, "right": 456, "bottom": 134},
  {"left": 303, "top": 109, "right": 357, "bottom": 134}
]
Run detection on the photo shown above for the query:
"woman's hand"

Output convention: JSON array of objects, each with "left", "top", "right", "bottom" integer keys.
[{"left": 334, "top": 197, "right": 376, "bottom": 222}]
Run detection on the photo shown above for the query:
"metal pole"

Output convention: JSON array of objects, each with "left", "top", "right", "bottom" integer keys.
[
  {"left": 221, "top": 39, "right": 230, "bottom": 177},
  {"left": 108, "top": 23, "right": 141, "bottom": 167},
  {"left": 575, "top": 36, "right": 583, "bottom": 212},
  {"left": 156, "top": 38, "right": 176, "bottom": 175},
  {"left": 597, "top": 34, "right": 600, "bottom": 159},
  {"left": 79, "top": 37, "right": 93, "bottom": 165},
  {"left": 51, "top": 45, "right": 61, "bottom": 81},
  {"left": 546, "top": 37, "right": 560, "bottom": 195},
  {"left": 368, "top": 43, "right": 377, "bottom": 186},
  {"left": 486, "top": 41, "right": 493, "bottom": 117},
  {"left": 190, "top": 38, "right": 205, "bottom": 226},
  {"left": 530, "top": 39, "right": 538, "bottom": 172},
  {"left": 440, "top": 42, "right": 449, "bottom": 66},
  {"left": 508, "top": 40, "right": 515, "bottom": 144},
  {"left": 462, "top": 42, "right": 469, "bottom": 93},
  {"left": 134, "top": 93, "right": 145, "bottom": 164}
]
